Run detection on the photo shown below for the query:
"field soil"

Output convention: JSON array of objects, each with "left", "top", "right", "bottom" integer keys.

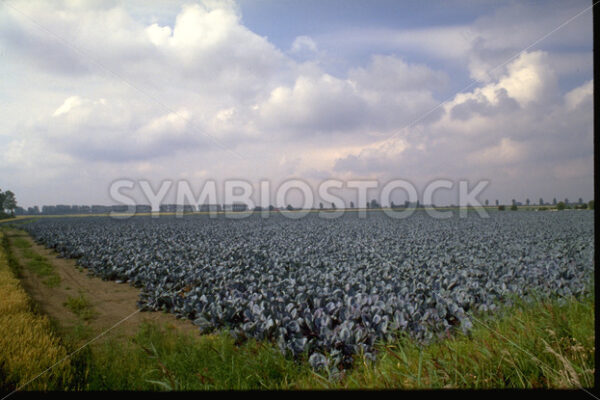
[{"left": 5, "top": 229, "right": 197, "bottom": 341}]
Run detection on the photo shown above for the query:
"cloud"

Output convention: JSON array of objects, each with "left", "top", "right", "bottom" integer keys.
[
  {"left": 258, "top": 73, "right": 368, "bottom": 134},
  {"left": 0, "top": 0, "right": 593, "bottom": 207},
  {"left": 1, "top": 0, "right": 293, "bottom": 100},
  {"left": 290, "top": 35, "right": 318, "bottom": 55},
  {"left": 448, "top": 51, "right": 556, "bottom": 121},
  {"left": 52, "top": 95, "right": 85, "bottom": 117},
  {"left": 348, "top": 55, "right": 448, "bottom": 93},
  {"left": 1, "top": 1, "right": 155, "bottom": 75},
  {"left": 40, "top": 95, "right": 201, "bottom": 162},
  {"left": 319, "top": 25, "right": 473, "bottom": 62},
  {"left": 314, "top": 1, "right": 591, "bottom": 84},
  {"left": 494, "top": 51, "right": 558, "bottom": 106},
  {"left": 552, "top": 156, "right": 593, "bottom": 180},
  {"left": 465, "top": 2, "right": 591, "bottom": 82},
  {"left": 256, "top": 54, "right": 447, "bottom": 135},
  {"left": 333, "top": 138, "right": 410, "bottom": 176},
  {"left": 449, "top": 88, "right": 519, "bottom": 120},
  {"left": 565, "top": 79, "right": 593, "bottom": 110},
  {"left": 466, "top": 137, "right": 527, "bottom": 166},
  {"left": 332, "top": 51, "right": 593, "bottom": 201},
  {"left": 0, "top": 0, "right": 300, "bottom": 164}
]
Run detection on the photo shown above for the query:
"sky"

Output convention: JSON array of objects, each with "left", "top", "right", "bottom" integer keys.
[{"left": 0, "top": 0, "right": 594, "bottom": 208}]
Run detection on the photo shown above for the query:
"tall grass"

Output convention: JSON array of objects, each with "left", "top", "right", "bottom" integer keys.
[
  {"left": 307, "top": 291, "right": 595, "bottom": 389},
  {"left": 80, "top": 323, "right": 312, "bottom": 390},
  {"left": 1, "top": 232, "right": 21, "bottom": 277},
  {"left": 0, "top": 232, "right": 74, "bottom": 392}
]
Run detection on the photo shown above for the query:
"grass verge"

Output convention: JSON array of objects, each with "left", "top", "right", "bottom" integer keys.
[
  {"left": 63, "top": 293, "right": 97, "bottom": 321},
  {"left": 80, "top": 323, "right": 311, "bottom": 390},
  {"left": 7, "top": 231, "right": 60, "bottom": 287}
]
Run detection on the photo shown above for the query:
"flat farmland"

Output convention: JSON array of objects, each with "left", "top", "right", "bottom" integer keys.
[{"left": 20, "top": 210, "right": 594, "bottom": 371}]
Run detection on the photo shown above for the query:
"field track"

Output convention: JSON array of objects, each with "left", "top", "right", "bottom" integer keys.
[{"left": 4, "top": 229, "right": 197, "bottom": 342}]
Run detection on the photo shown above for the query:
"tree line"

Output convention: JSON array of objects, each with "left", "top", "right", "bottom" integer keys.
[{"left": 2, "top": 190, "right": 595, "bottom": 218}]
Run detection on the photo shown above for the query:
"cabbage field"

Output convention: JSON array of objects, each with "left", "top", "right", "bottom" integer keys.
[{"left": 22, "top": 211, "right": 594, "bottom": 370}]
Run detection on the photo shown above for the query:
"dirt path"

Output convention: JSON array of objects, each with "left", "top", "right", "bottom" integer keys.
[{"left": 5, "top": 229, "right": 197, "bottom": 342}]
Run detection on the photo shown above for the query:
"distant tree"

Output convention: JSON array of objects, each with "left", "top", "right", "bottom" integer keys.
[
  {"left": 511, "top": 204, "right": 518, "bottom": 211},
  {"left": 416, "top": 200, "right": 420, "bottom": 208},
  {"left": 564, "top": 198, "right": 569, "bottom": 205},
  {"left": 366, "top": 202, "right": 370, "bottom": 209},
  {"left": 553, "top": 198, "right": 557, "bottom": 205},
  {"left": 286, "top": 204, "right": 293, "bottom": 211},
  {"left": 391, "top": 201, "right": 395, "bottom": 209},
  {"left": 56, "top": 204, "right": 71, "bottom": 214},
  {"left": 350, "top": 201, "right": 354, "bottom": 209},
  {"left": 498, "top": 205, "right": 505, "bottom": 211},
  {"left": 539, "top": 198, "right": 544, "bottom": 206},
  {"left": 370, "top": 199, "right": 379, "bottom": 209},
  {"left": 268, "top": 205, "right": 275, "bottom": 211},
  {"left": 526, "top": 198, "right": 530, "bottom": 206},
  {"left": 495, "top": 199, "right": 499, "bottom": 206},
  {"left": 331, "top": 202, "right": 336, "bottom": 210},
  {"left": 511, "top": 199, "right": 516, "bottom": 206},
  {"left": 0, "top": 190, "right": 5, "bottom": 212},
  {"left": 485, "top": 199, "right": 489, "bottom": 206},
  {"left": 319, "top": 202, "right": 323, "bottom": 210},
  {"left": 2, "top": 190, "right": 17, "bottom": 216},
  {"left": 588, "top": 200, "right": 594, "bottom": 210},
  {"left": 578, "top": 197, "right": 583, "bottom": 204},
  {"left": 557, "top": 201, "right": 566, "bottom": 210}
]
